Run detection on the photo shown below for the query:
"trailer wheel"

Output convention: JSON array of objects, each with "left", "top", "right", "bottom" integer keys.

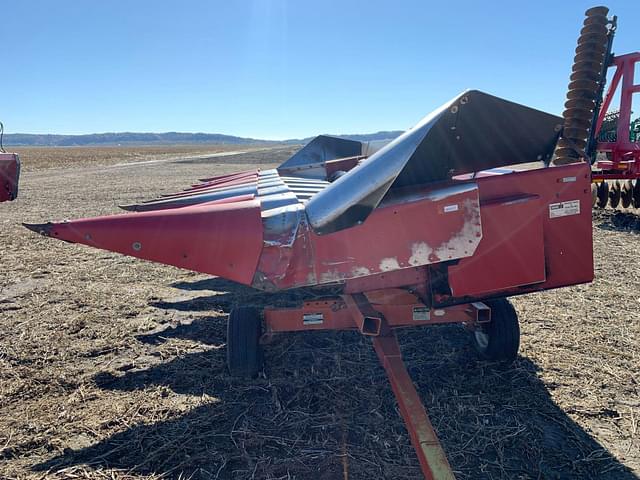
[
  {"left": 227, "top": 306, "right": 263, "bottom": 378},
  {"left": 471, "top": 298, "right": 520, "bottom": 362},
  {"left": 590, "top": 183, "right": 598, "bottom": 207}
]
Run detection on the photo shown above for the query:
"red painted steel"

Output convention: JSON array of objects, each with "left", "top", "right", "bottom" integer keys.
[
  {"left": 342, "top": 293, "right": 382, "bottom": 335},
  {"left": 324, "top": 156, "right": 364, "bottom": 177},
  {"left": 0, "top": 153, "right": 20, "bottom": 202},
  {"left": 264, "top": 294, "right": 461, "bottom": 479},
  {"left": 593, "top": 52, "right": 640, "bottom": 181},
  {"left": 164, "top": 176, "right": 259, "bottom": 199},
  {"left": 344, "top": 267, "right": 429, "bottom": 294},
  {"left": 448, "top": 195, "right": 546, "bottom": 297},
  {"left": 264, "top": 299, "right": 354, "bottom": 333},
  {"left": 372, "top": 328, "right": 455, "bottom": 480},
  {"left": 255, "top": 162, "right": 593, "bottom": 305},
  {"left": 30, "top": 199, "right": 264, "bottom": 284},
  {"left": 263, "top": 290, "right": 483, "bottom": 334},
  {"left": 197, "top": 169, "right": 258, "bottom": 184},
  {"left": 444, "top": 162, "right": 593, "bottom": 305},
  {"left": 254, "top": 184, "right": 481, "bottom": 290}
]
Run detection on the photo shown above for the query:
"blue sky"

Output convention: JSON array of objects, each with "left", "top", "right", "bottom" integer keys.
[{"left": 2, "top": 1, "right": 637, "bottom": 139}]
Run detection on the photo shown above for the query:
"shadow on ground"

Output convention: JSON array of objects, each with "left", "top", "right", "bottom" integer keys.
[
  {"left": 33, "top": 286, "right": 639, "bottom": 480},
  {"left": 594, "top": 210, "right": 640, "bottom": 232}
]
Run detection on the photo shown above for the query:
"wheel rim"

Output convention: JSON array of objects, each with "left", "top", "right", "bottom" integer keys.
[{"left": 474, "top": 330, "right": 490, "bottom": 350}]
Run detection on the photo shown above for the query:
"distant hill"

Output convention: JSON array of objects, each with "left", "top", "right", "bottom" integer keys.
[{"left": 3, "top": 130, "right": 403, "bottom": 147}]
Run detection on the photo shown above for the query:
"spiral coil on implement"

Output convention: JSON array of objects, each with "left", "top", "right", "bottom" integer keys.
[{"left": 554, "top": 6, "right": 612, "bottom": 165}]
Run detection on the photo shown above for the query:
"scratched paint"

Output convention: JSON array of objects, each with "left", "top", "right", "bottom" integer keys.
[
  {"left": 379, "top": 257, "right": 401, "bottom": 271},
  {"left": 351, "top": 266, "right": 372, "bottom": 276},
  {"left": 409, "top": 198, "right": 481, "bottom": 266},
  {"left": 320, "top": 270, "right": 346, "bottom": 283}
]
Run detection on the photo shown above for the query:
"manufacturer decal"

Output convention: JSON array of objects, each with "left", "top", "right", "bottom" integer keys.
[
  {"left": 412, "top": 307, "right": 430, "bottom": 321},
  {"left": 443, "top": 204, "right": 459, "bottom": 213},
  {"left": 303, "top": 313, "right": 324, "bottom": 325},
  {"left": 549, "top": 200, "right": 580, "bottom": 218}
]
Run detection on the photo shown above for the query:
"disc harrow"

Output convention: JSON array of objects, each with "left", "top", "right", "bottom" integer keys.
[{"left": 592, "top": 179, "right": 640, "bottom": 209}]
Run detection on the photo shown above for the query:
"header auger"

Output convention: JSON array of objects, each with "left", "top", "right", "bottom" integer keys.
[{"left": 559, "top": 10, "right": 640, "bottom": 210}]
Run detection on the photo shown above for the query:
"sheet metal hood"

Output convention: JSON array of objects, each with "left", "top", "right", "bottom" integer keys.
[{"left": 305, "top": 90, "right": 562, "bottom": 234}]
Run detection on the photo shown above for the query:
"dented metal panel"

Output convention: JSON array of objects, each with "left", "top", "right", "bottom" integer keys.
[
  {"left": 254, "top": 182, "right": 482, "bottom": 290},
  {"left": 310, "top": 183, "right": 482, "bottom": 285}
]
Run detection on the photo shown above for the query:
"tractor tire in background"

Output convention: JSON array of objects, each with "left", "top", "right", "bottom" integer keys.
[
  {"left": 470, "top": 298, "right": 520, "bottom": 362},
  {"left": 227, "top": 306, "right": 263, "bottom": 378}
]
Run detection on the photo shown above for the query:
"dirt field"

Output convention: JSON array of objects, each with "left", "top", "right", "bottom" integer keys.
[{"left": 0, "top": 147, "right": 638, "bottom": 479}]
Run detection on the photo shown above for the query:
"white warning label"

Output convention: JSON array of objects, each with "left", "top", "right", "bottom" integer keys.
[
  {"left": 549, "top": 200, "right": 580, "bottom": 218},
  {"left": 303, "top": 313, "right": 324, "bottom": 325},
  {"left": 413, "top": 307, "right": 430, "bottom": 321}
]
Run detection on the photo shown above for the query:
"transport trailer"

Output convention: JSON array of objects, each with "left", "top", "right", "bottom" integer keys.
[{"left": 24, "top": 6, "right": 618, "bottom": 480}]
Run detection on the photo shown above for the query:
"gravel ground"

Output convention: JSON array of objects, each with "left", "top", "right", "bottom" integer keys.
[{"left": 0, "top": 147, "right": 638, "bottom": 479}]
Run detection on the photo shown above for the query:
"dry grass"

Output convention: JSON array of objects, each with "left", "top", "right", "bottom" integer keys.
[
  {"left": 11, "top": 145, "right": 272, "bottom": 172},
  {"left": 0, "top": 147, "right": 638, "bottom": 479}
]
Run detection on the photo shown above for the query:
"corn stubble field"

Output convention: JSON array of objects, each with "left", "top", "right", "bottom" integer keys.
[{"left": 0, "top": 146, "right": 639, "bottom": 479}]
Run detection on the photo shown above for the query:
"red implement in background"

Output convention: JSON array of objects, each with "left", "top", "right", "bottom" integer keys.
[
  {"left": 0, "top": 152, "right": 20, "bottom": 202},
  {"left": 593, "top": 51, "right": 640, "bottom": 181}
]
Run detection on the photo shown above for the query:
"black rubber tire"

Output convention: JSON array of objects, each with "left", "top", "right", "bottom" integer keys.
[
  {"left": 608, "top": 180, "right": 621, "bottom": 209},
  {"left": 596, "top": 181, "right": 609, "bottom": 209},
  {"left": 471, "top": 298, "right": 520, "bottom": 362},
  {"left": 633, "top": 180, "right": 640, "bottom": 209},
  {"left": 227, "top": 306, "right": 263, "bottom": 378},
  {"left": 621, "top": 180, "right": 633, "bottom": 209}
]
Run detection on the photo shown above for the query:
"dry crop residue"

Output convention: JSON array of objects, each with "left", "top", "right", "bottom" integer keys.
[{"left": 0, "top": 146, "right": 638, "bottom": 479}]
